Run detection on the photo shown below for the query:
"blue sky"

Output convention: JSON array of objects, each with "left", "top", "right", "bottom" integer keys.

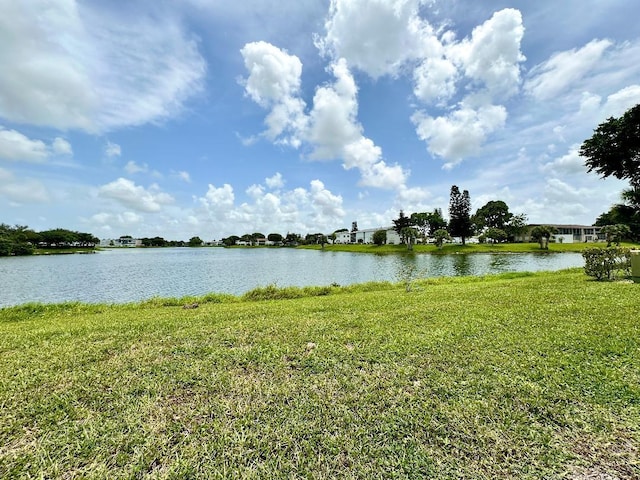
[{"left": 1, "top": 0, "right": 639, "bottom": 241}]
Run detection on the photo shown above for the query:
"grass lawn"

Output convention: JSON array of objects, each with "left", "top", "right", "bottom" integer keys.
[
  {"left": 1, "top": 269, "right": 638, "bottom": 478},
  {"left": 299, "top": 241, "right": 640, "bottom": 255}
]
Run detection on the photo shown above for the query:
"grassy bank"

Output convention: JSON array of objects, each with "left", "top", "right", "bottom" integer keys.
[
  {"left": 33, "top": 247, "right": 98, "bottom": 255},
  {"left": 1, "top": 270, "right": 638, "bottom": 478},
  {"left": 299, "top": 241, "right": 639, "bottom": 254}
]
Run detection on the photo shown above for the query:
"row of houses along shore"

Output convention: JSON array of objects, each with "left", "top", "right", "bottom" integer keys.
[{"left": 100, "top": 223, "right": 606, "bottom": 247}]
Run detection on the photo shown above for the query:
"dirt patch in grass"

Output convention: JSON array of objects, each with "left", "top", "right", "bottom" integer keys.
[{"left": 568, "top": 430, "right": 639, "bottom": 479}]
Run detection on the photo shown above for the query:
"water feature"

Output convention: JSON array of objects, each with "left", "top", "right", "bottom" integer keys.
[{"left": 0, "top": 248, "right": 584, "bottom": 307}]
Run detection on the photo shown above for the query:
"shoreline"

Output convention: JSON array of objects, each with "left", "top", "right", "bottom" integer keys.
[
  {"left": 297, "top": 241, "right": 639, "bottom": 254},
  {"left": 0, "top": 267, "right": 584, "bottom": 311}
]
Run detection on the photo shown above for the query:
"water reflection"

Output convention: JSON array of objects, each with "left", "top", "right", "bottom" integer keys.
[
  {"left": 392, "top": 254, "right": 426, "bottom": 287},
  {"left": 452, "top": 254, "right": 473, "bottom": 276},
  {"left": 427, "top": 254, "right": 447, "bottom": 276},
  {"left": 489, "top": 255, "right": 510, "bottom": 270}
]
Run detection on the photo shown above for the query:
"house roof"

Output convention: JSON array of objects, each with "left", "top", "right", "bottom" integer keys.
[{"left": 527, "top": 224, "right": 599, "bottom": 229}]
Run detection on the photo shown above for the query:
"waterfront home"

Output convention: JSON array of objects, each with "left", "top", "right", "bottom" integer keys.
[
  {"left": 349, "top": 227, "right": 402, "bottom": 244},
  {"left": 519, "top": 224, "right": 604, "bottom": 243},
  {"left": 99, "top": 237, "right": 142, "bottom": 247}
]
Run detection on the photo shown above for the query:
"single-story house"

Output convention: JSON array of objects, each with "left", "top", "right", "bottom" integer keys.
[{"left": 519, "top": 224, "right": 604, "bottom": 243}]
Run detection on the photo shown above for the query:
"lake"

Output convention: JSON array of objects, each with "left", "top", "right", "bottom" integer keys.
[{"left": 0, "top": 247, "right": 585, "bottom": 307}]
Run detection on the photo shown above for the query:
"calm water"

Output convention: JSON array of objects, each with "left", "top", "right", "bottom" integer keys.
[{"left": 0, "top": 248, "right": 584, "bottom": 307}]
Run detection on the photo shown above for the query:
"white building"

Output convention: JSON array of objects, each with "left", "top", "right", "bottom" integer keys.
[
  {"left": 350, "top": 227, "right": 401, "bottom": 244},
  {"left": 99, "top": 237, "right": 142, "bottom": 247},
  {"left": 333, "top": 231, "right": 351, "bottom": 243},
  {"left": 522, "top": 224, "right": 604, "bottom": 243}
]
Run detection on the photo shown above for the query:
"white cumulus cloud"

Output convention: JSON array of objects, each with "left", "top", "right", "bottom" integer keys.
[
  {"left": 309, "top": 179, "right": 345, "bottom": 221},
  {"left": 412, "top": 104, "right": 507, "bottom": 168},
  {"left": 342, "top": 138, "right": 407, "bottom": 189},
  {"left": 448, "top": 8, "right": 525, "bottom": 98},
  {"left": 241, "top": 41, "right": 303, "bottom": 106},
  {"left": 242, "top": 45, "right": 409, "bottom": 191},
  {"left": 200, "top": 183, "right": 235, "bottom": 211},
  {"left": 240, "top": 41, "right": 307, "bottom": 146},
  {"left": 307, "top": 60, "right": 409, "bottom": 189},
  {"left": 0, "top": 127, "right": 72, "bottom": 162},
  {"left": 265, "top": 172, "right": 285, "bottom": 189},
  {"left": 98, "top": 178, "right": 174, "bottom": 212},
  {"left": 317, "top": 5, "right": 524, "bottom": 168},
  {"left": 413, "top": 56, "right": 458, "bottom": 104},
  {"left": 306, "top": 59, "right": 361, "bottom": 159},
  {"left": 195, "top": 179, "right": 345, "bottom": 236},
  {"left": 318, "top": 0, "right": 431, "bottom": 78},
  {"left": 0, "top": 128, "right": 49, "bottom": 162}
]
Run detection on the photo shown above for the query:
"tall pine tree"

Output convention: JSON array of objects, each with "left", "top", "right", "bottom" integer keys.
[
  {"left": 392, "top": 210, "right": 413, "bottom": 244},
  {"left": 448, "top": 185, "right": 473, "bottom": 245}
]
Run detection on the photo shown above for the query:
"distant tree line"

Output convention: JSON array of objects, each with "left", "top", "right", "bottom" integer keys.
[
  {"left": 0, "top": 224, "right": 99, "bottom": 257},
  {"left": 220, "top": 232, "right": 329, "bottom": 247},
  {"left": 138, "top": 237, "right": 197, "bottom": 247},
  {"left": 115, "top": 236, "right": 205, "bottom": 247}
]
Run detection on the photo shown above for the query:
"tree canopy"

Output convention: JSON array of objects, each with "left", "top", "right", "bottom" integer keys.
[
  {"left": 580, "top": 103, "right": 640, "bottom": 188},
  {"left": 473, "top": 200, "right": 512, "bottom": 231},
  {"left": 392, "top": 210, "right": 413, "bottom": 244},
  {"left": 0, "top": 225, "right": 99, "bottom": 256},
  {"left": 600, "top": 224, "right": 631, "bottom": 247},
  {"left": 582, "top": 104, "right": 640, "bottom": 240},
  {"left": 0, "top": 224, "right": 36, "bottom": 256},
  {"left": 188, "top": 236, "right": 203, "bottom": 247},
  {"left": 410, "top": 209, "right": 447, "bottom": 238},
  {"left": 485, "top": 227, "right": 508, "bottom": 243},
  {"left": 141, "top": 236, "right": 167, "bottom": 247}
]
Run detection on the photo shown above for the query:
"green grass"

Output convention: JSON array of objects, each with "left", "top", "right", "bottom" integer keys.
[
  {"left": 300, "top": 241, "right": 640, "bottom": 254},
  {"left": 1, "top": 270, "right": 639, "bottom": 479}
]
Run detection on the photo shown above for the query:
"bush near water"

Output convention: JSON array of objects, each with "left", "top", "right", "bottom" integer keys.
[{"left": 582, "top": 247, "right": 631, "bottom": 280}]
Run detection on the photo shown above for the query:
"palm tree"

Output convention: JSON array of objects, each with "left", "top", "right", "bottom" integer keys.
[
  {"left": 530, "top": 225, "right": 557, "bottom": 250},
  {"left": 401, "top": 227, "right": 418, "bottom": 251}
]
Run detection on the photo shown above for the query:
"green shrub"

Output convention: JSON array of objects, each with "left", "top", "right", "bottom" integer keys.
[
  {"left": 372, "top": 229, "right": 387, "bottom": 245},
  {"left": 242, "top": 284, "right": 334, "bottom": 301},
  {"left": 582, "top": 247, "right": 631, "bottom": 280}
]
